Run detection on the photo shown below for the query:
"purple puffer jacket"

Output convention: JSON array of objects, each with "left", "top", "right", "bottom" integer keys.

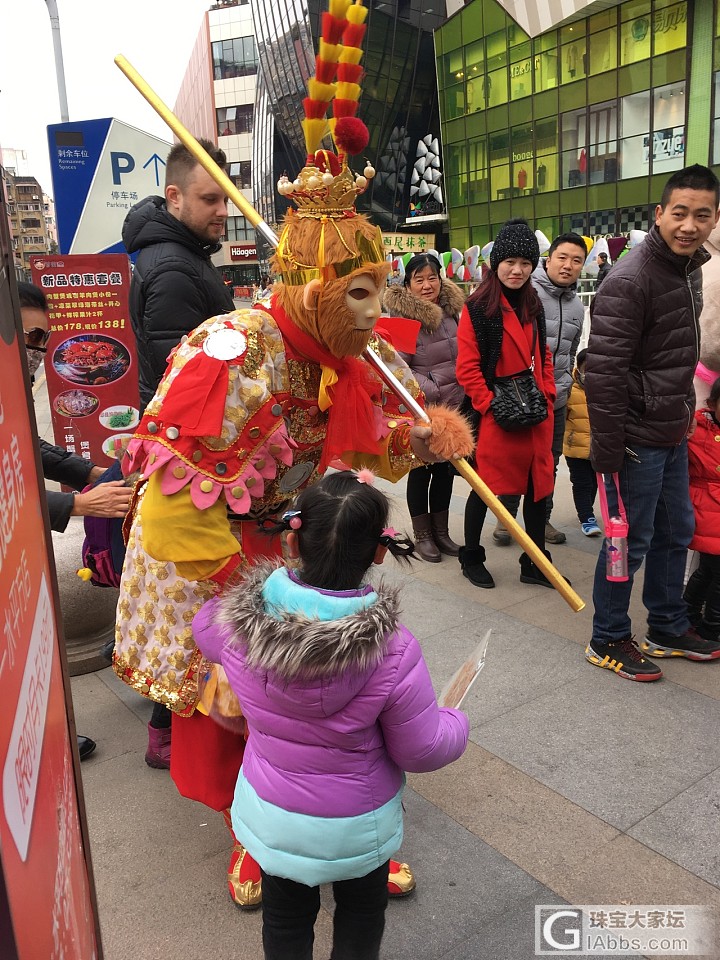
[
  {"left": 383, "top": 278, "right": 465, "bottom": 409},
  {"left": 192, "top": 563, "right": 469, "bottom": 883}
]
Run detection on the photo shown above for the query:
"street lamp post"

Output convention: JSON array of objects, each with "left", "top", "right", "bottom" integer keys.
[{"left": 45, "top": 0, "right": 69, "bottom": 122}]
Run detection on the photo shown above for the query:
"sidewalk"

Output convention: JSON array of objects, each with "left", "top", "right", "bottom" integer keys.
[{"left": 37, "top": 376, "right": 720, "bottom": 959}]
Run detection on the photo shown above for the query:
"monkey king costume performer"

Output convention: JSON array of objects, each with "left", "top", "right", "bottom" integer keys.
[{"left": 113, "top": 0, "right": 472, "bottom": 909}]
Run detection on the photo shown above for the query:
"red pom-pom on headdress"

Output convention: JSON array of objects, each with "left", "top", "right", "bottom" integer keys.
[{"left": 334, "top": 116, "right": 369, "bottom": 156}]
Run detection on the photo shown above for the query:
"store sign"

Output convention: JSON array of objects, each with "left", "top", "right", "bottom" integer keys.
[
  {"left": 230, "top": 244, "right": 258, "bottom": 260},
  {"left": 31, "top": 253, "right": 140, "bottom": 470},
  {"left": 643, "top": 127, "right": 685, "bottom": 163},
  {"left": 382, "top": 233, "right": 434, "bottom": 253},
  {"left": 0, "top": 222, "right": 100, "bottom": 957}
]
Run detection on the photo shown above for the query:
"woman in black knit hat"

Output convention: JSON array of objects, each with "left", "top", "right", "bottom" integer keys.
[{"left": 455, "top": 219, "right": 558, "bottom": 589}]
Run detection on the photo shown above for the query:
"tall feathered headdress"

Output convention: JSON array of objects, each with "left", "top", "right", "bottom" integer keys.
[{"left": 274, "top": 0, "right": 385, "bottom": 285}]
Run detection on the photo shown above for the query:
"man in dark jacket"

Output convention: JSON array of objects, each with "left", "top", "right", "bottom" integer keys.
[
  {"left": 595, "top": 252, "right": 611, "bottom": 286},
  {"left": 122, "top": 138, "right": 235, "bottom": 408},
  {"left": 585, "top": 164, "right": 720, "bottom": 680}
]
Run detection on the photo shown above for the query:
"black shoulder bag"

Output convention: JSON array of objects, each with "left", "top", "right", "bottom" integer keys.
[{"left": 489, "top": 320, "right": 548, "bottom": 431}]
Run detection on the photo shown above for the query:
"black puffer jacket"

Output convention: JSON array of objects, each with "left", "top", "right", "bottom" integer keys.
[
  {"left": 586, "top": 225, "right": 707, "bottom": 473},
  {"left": 123, "top": 196, "right": 235, "bottom": 407},
  {"left": 40, "top": 439, "right": 94, "bottom": 532}
]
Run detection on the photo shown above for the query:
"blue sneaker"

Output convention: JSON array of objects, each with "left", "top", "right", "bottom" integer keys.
[{"left": 581, "top": 517, "right": 602, "bottom": 537}]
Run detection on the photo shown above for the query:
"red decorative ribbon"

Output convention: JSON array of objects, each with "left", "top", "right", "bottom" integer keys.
[{"left": 159, "top": 350, "right": 229, "bottom": 437}]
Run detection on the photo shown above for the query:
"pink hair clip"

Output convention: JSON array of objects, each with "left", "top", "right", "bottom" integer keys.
[
  {"left": 382, "top": 527, "right": 399, "bottom": 539},
  {"left": 282, "top": 509, "right": 302, "bottom": 530},
  {"left": 356, "top": 468, "right": 376, "bottom": 485}
]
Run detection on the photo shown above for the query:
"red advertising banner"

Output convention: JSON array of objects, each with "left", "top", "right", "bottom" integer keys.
[
  {"left": 30, "top": 253, "right": 139, "bottom": 470},
  {"left": 0, "top": 284, "right": 100, "bottom": 955}
]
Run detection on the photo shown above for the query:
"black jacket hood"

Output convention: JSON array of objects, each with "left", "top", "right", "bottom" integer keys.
[{"left": 122, "top": 195, "right": 222, "bottom": 259}]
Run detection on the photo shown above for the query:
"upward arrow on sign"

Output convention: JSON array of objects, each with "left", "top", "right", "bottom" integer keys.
[{"left": 143, "top": 153, "right": 166, "bottom": 186}]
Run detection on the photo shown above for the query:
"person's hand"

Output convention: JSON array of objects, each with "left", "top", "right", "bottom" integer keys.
[
  {"left": 409, "top": 424, "right": 442, "bottom": 463},
  {"left": 71, "top": 481, "right": 132, "bottom": 518},
  {"left": 88, "top": 465, "right": 106, "bottom": 483}
]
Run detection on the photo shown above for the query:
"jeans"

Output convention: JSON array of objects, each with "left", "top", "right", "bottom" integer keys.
[
  {"left": 498, "top": 405, "right": 566, "bottom": 524},
  {"left": 566, "top": 457, "right": 598, "bottom": 522},
  {"left": 592, "top": 442, "right": 694, "bottom": 644},
  {"left": 260, "top": 861, "right": 390, "bottom": 960}
]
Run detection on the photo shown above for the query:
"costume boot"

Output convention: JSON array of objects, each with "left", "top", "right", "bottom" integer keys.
[
  {"left": 412, "top": 514, "right": 441, "bottom": 562},
  {"left": 519, "top": 550, "right": 572, "bottom": 588},
  {"left": 145, "top": 722, "right": 171, "bottom": 769},
  {"left": 430, "top": 510, "right": 461, "bottom": 556},
  {"left": 223, "top": 809, "right": 262, "bottom": 909},
  {"left": 459, "top": 546, "right": 495, "bottom": 588},
  {"left": 388, "top": 859, "right": 416, "bottom": 897}
]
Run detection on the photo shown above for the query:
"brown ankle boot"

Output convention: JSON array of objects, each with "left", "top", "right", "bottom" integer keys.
[
  {"left": 430, "top": 510, "right": 461, "bottom": 556},
  {"left": 411, "top": 514, "right": 441, "bottom": 562}
]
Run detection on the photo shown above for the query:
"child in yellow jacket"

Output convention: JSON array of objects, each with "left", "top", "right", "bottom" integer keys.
[{"left": 563, "top": 349, "right": 601, "bottom": 536}]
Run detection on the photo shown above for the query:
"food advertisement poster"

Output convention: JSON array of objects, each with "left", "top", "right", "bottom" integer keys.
[
  {"left": 30, "top": 254, "right": 139, "bottom": 470},
  {"left": 1, "top": 233, "right": 101, "bottom": 954}
]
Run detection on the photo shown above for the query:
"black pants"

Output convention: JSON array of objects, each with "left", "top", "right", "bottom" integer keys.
[
  {"left": 684, "top": 552, "right": 720, "bottom": 627},
  {"left": 406, "top": 462, "right": 455, "bottom": 518},
  {"left": 464, "top": 473, "right": 546, "bottom": 551},
  {"left": 260, "top": 861, "right": 390, "bottom": 960},
  {"left": 566, "top": 456, "right": 598, "bottom": 522}
]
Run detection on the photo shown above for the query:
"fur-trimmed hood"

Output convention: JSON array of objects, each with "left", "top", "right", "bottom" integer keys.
[
  {"left": 382, "top": 278, "right": 465, "bottom": 334},
  {"left": 214, "top": 562, "right": 402, "bottom": 681}
]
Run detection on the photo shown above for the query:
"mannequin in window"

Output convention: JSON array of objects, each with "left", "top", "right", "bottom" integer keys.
[
  {"left": 517, "top": 167, "right": 528, "bottom": 190},
  {"left": 578, "top": 149, "right": 587, "bottom": 174},
  {"left": 482, "top": 73, "right": 492, "bottom": 105},
  {"left": 537, "top": 163, "right": 547, "bottom": 189},
  {"left": 567, "top": 45, "right": 578, "bottom": 78}
]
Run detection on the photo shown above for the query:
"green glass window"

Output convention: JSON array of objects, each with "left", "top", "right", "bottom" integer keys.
[
  {"left": 510, "top": 55, "right": 533, "bottom": 99},
  {"left": 561, "top": 40, "right": 587, "bottom": 83},
  {"left": 620, "top": 6, "right": 651, "bottom": 65},
  {"left": 590, "top": 10, "right": 617, "bottom": 33},
  {"left": 535, "top": 155, "right": 558, "bottom": 193},
  {"left": 652, "top": 81, "right": 686, "bottom": 174},
  {"left": 589, "top": 28, "right": 618, "bottom": 75},
  {"left": 486, "top": 67, "right": 508, "bottom": 108},
  {"left": 486, "top": 30, "right": 508, "bottom": 69},
  {"left": 713, "top": 73, "right": 720, "bottom": 163},
  {"left": 444, "top": 84, "right": 467, "bottom": 120},
  {"left": 491, "top": 163, "right": 511, "bottom": 200},
  {"left": 652, "top": 1, "right": 687, "bottom": 55},
  {"left": 535, "top": 50, "right": 560, "bottom": 91},
  {"left": 620, "top": 89, "right": 650, "bottom": 179},
  {"left": 561, "top": 106, "right": 587, "bottom": 189},
  {"left": 588, "top": 101, "right": 619, "bottom": 185},
  {"left": 441, "top": 49, "right": 465, "bottom": 89}
]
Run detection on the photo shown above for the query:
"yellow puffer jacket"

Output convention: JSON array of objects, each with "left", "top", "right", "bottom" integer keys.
[{"left": 563, "top": 370, "right": 591, "bottom": 459}]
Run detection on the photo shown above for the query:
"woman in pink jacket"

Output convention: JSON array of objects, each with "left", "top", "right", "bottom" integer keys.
[{"left": 193, "top": 470, "right": 469, "bottom": 960}]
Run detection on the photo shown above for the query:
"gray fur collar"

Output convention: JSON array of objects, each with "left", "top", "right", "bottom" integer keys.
[
  {"left": 214, "top": 561, "right": 402, "bottom": 680},
  {"left": 382, "top": 279, "right": 465, "bottom": 334}
]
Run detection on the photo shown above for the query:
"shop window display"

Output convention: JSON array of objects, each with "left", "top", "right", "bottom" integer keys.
[
  {"left": 561, "top": 39, "right": 587, "bottom": 83},
  {"left": 620, "top": 1, "right": 651, "bottom": 66},
  {"left": 653, "top": 0, "right": 687, "bottom": 55},
  {"left": 589, "top": 28, "right": 618, "bottom": 76},
  {"left": 561, "top": 106, "right": 587, "bottom": 188}
]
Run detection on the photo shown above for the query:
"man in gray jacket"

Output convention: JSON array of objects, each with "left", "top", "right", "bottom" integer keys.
[{"left": 494, "top": 233, "right": 586, "bottom": 545}]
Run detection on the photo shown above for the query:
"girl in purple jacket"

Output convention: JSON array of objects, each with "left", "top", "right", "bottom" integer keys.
[{"left": 193, "top": 470, "right": 469, "bottom": 960}]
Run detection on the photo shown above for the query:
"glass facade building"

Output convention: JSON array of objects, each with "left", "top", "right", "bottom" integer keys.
[
  {"left": 436, "top": 0, "right": 715, "bottom": 249},
  {"left": 251, "top": 0, "right": 447, "bottom": 245}
]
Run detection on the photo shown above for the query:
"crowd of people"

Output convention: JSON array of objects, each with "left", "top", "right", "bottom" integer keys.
[{"left": 25, "top": 146, "right": 720, "bottom": 959}]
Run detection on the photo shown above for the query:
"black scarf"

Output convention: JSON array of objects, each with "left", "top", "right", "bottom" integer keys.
[{"left": 465, "top": 293, "right": 547, "bottom": 387}]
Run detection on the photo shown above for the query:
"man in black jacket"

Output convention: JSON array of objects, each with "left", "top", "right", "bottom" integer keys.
[
  {"left": 123, "top": 138, "right": 235, "bottom": 408},
  {"left": 585, "top": 165, "right": 720, "bottom": 680}
]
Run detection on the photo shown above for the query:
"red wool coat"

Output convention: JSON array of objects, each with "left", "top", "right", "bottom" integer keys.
[
  {"left": 688, "top": 409, "right": 720, "bottom": 554},
  {"left": 456, "top": 302, "right": 556, "bottom": 499}
]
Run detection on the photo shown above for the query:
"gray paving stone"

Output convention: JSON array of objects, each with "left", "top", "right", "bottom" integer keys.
[
  {"left": 473, "top": 671, "right": 720, "bottom": 832},
  {"left": 628, "top": 766, "right": 720, "bottom": 888}
]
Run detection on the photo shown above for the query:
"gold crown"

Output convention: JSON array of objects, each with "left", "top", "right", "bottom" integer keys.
[{"left": 277, "top": 153, "right": 375, "bottom": 217}]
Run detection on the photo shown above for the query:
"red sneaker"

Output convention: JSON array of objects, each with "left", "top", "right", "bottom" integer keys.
[{"left": 387, "top": 860, "right": 416, "bottom": 897}]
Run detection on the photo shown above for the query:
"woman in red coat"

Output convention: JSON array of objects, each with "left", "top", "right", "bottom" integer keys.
[
  {"left": 683, "top": 377, "right": 720, "bottom": 639},
  {"left": 456, "top": 219, "right": 556, "bottom": 588}
]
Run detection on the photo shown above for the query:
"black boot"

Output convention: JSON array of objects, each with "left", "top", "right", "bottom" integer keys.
[
  {"left": 519, "top": 550, "right": 572, "bottom": 588},
  {"left": 684, "top": 567, "right": 709, "bottom": 626},
  {"left": 430, "top": 510, "right": 461, "bottom": 556},
  {"left": 411, "top": 514, "right": 441, "bottom": 562},
  {"left": 459, "top": 546, "right": 495, "bottom": 588}
]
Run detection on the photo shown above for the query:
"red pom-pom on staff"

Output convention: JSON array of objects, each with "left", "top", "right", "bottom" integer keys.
[{"left": 334, "top": 116, "right": 369, "bottom": 155}]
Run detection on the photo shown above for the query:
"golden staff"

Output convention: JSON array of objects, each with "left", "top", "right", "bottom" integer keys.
[{"left": 114, "top": 54, "right": 585, "bottom": 613}]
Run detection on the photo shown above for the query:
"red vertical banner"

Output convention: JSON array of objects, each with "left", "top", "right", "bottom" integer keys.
[
  {"left": 30, "top": 253, "right": 139, "bottom": 470},
  {"left": 0, "top": 286, "right": 101, "bottom": 953}
]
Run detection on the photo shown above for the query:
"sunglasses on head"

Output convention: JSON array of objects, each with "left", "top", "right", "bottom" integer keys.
[{"left": 24, "top": 327, "right": 51, "bottom": 349}]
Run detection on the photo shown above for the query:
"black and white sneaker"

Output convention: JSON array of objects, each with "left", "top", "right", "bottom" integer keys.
[
  {"left": 641, "top": 627, "right": 720, "bottom": 661},
  {"left": 585, "top": 636, "right": 663, "bottom": 681}
]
